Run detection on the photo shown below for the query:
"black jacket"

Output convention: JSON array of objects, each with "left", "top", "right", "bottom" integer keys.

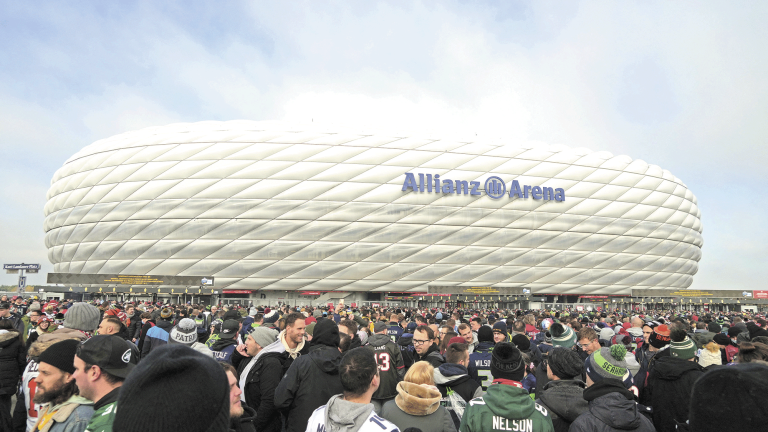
[
  {"left": 569, "top": 380, "right": 656, "bottom": 432},
  {"left": 434, "top": 363, "right": 482, "bottom": 403},
  {"left": 239, "top": 351, "right": 286, "bottom": 432},
  {"left": 127, "top": 311, "right": 143, "bottom": 340},
  {"left": 0, "top": 330, "right": 25, "bottom": 396},
  {"left": 230, "top": 406, "right": 256, "bottom": 432},
  {"left": 366, "top": 334, "right": 404, "bottom": 400},
  {"left": 535, "top": 379, "right": 588, "bottom": 432},
  {"left": 416, "top": 342, "right": 445, "bottom": 368},
  {"left": 647, "top": 356, "right": 704, "bottom": 432},
  {"left": 274, "top": 345, "right": 344, "bottom": 432},
  {"left": 397, "top": 333, "right": 416, "bottom": 369}
]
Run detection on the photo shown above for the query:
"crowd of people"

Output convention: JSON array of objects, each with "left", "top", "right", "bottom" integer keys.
[{"left": 0, "top": 293, "right": 767, "bottom": 432}]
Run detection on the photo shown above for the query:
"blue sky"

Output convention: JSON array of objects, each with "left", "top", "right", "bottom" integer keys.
[{"left": 1, "top": 1, "right": 766, "bottom": 291}]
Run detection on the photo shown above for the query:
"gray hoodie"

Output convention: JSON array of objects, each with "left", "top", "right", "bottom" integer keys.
[{"left": 323, "top": 394, "right": 375, "bottom": 432}]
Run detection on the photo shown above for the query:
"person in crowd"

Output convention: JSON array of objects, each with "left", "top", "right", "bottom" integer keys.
[
  {"left": 388, "top": 313, "right": 404, "bottom": 343},
  {"left": 491, "top": 321, "right": 509, "bottom": 343},
  {"left": 647, "top": 329, "right": 703, "bottom": 432},
  {"left": 576, "top": 327, "right": 602, "bottom": 356},
  {"left": 460, "top": 342, "right": 553, "bottom": 432},
  {"left": 114, "top": 344, "right": 230, "bottom": 432},
  {"left": 72, "top": 335, "right": 138, "bottom": 432},
  {"left": 636, "top": 323, "right": 671, "bottom": 404},
  {"left": 233, "top": 326, "right": 282, "bottom": 432},
  {"left": 697, "top": 340, "right": 722, "bottom": 368},
  {"left": 125, "top": 304, "right": 142, "bottom": 342},
  {"left": 54, "top": 302, "right": 101, "bottom": 340},
  {"left": 736, "top": 341, "right": 768, "bottom": 363},
  {"left": 434, "top": 340, "right": 483, "bottom": 409},
  {"left": 686, "top": 362, "right": 768, "bottom": 432},
  {"left": 467, "top": 326, "right": 495, "bottom": 390},
  {"left": 209, "top": 319, "right": 241, "bottom": 364},
  {"left": 366, "top": 321, "right": 405, "bottom": 413},
  {"left": 713, "top": 333, "right": 738, "bottom": 363},
  {"left": 0, "top": 302, "right": 24, "bottom": 334},
  {"left": 0, "top": 320, "right": 25, "bottom": 431},
  {"left": 569, "top": 344, "right": 654, "bottom": 432},
  {"left": 534, "top": 347, "right": 588, "bottom": 432},
  {"left": 141, "top": 307, "right": 174, "bottom": 358},
  {"left": 306, "top": 347, "right": 399, "bottom": 432},
  {"left": 32, "top": 339, "right": 94, "bottom": 432},
  {"left": 168, "top": 317, "right": 215, "bottom": 357},
  {"left": 135, "top": 312, "right": 154, "bottom": 352},
  {"left": 457, "top": 323, "right": 477, "bottom": 354},
  {"left": 96, "top": 316, "right": 127, "bottom": 338},
  {"left": 192, "top": 306, "right": 212, "bottom": 344},
  {"left": 691, "top": 321, "right": 716, "bottom": 348},
  {"left": 274, "top": 319, "right": 344, "bottom": 432},
  {"left": 380, "top": 361, "right": 456, "bottom": 432},
  {"left": 221, "top": 363, "right": 255, "bottom": 432},
  {"left": 24, "top": 306, "right": 43, "bottom": 342},
  {"left": 340, "top": 319, "right": 363, "bottom": 350},
  {"left": 413, "top": 325, "right": 445, "bottom": 368},
  {"left": 26, "top": 315, "right": 55, "bottom": 350}
]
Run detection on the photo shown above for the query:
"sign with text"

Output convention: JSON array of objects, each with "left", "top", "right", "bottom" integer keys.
[
  {"left": 428, "top": 286, "right": 524, "bottom": 296},
  {"left": 47, "top": 273, "right": 214, "bottom": 286},
  {"left": 40, "top": 285, "right": 216, "bottom": 295},
  {"left": 754, "top": 290, "right": 768, "bottom": 299},
  {"left": 631, "top": 289, "right": 754, "bottom": 298}
]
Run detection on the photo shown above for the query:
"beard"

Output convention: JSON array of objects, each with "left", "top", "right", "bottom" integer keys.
[
  {"left": 230, "top": 401, "right": 244, "bottom": 419},
  {"left": 34, "top": 376, "right": 78, "bottom": 406}
]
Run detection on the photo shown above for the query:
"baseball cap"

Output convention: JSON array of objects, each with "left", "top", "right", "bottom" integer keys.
[
  {"left": 374, "top": 321, "right": 387, "bottom": 333},
  {"left": 220, "top": 320, "right": 240, "bottom": 339},
  {"left": 76, "top": 335, "right": 138, "bottom": 379},
  {"left": 0, "top": 303, "right": 9, "bottom": 310}
]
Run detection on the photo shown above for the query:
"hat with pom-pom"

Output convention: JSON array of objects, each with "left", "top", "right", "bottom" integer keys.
[
  {"left": 585, "top": 344, "right": 633, "bottom": 387},
  {"left": 550, "top": 323, "right": 576, "bottom": 348}
]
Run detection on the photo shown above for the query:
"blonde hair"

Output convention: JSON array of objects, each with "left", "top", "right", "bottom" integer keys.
[
  {"left": 704, "top": 341, "right": 720, "bottom": 353},
  {"left": 404, "top": 361, "right": 434, "bottom": 385}
]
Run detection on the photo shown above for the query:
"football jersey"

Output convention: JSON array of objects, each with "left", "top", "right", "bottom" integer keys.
[
  {"left": 366, "top": 334, "right": 404, "bottom": 400},
  {"left": 22, "top": 359, "right": 41, "bottom": 432},
  {"left": 386, "top": 325, "right": 403, "bottom": 343},
  {"left": 467, "top": 343, "right": 495, "bottom": 391}
]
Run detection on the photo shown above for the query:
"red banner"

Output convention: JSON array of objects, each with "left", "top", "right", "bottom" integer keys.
[
  {"left": 754, "top": 290, "right": 768, "bottom": 299},
  {"left": 300, "top": 291, "right": 322, "bottom": 295},
  {"left": 223, "top": 290, "right": 251, "bottom": 294}
]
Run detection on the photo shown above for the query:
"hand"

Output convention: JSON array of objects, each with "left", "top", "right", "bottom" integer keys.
[{"left": 236, "top": 343, "right": 250, "bottom": 357}]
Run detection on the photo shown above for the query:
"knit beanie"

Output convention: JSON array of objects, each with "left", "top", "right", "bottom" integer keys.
[
  {"left": 310, "top": 319, "right": 340, "bottom": 349},
  {"left": 511, "top": 334, "right": 531, "bottom": 351},
  {"left": 548, "top": 347, "right": 583, "bottom": 380},
  {"left": 305, "top": 322, "right": 316, "bottom": 337},
  {"left": 490, "top": 342, "right": 525, "bottom": 381},
  {"left": 649, "top": 324, "right": 671, "bottom": 349},
  {"left": 585, "top": 345, "right": 629, "bottom": 385},
  {"left": 114, "top": 345, "right": 229, "bottom": 432},
  {"left": 713, "top": 333, "right": 731, "bottom": 346},
  {"left": 698, "top": 342, "right": 723, "bottom": 368},
  {"left": 689, "top": 363, "right": 768, "bottom": 431},
  {"left": 448, "top": 336, "right": 466, "bottom": 346},
  {"left": 670, "top": 336, "right": 697, "bottom": 360},
  {"left": 168, "top": 318, "right": 198, "bottom": 345},
  {"left": 38, "top": 339, "right": 79, "bottom": 374},
  {"left": 492, "top": 321, "right": 508, "bottom": 336},
  {"left": 599, "top": 327, "right": 615, "bottom": 343},
  {"left": 727, "top": 326, "right": 743, "bottom": 338},
  {"left": 477, "top": 326, "right": 494, "bottom": 343},
  {"left": 707, "top": 322, "right": 722, "bottom": 334},
  {"left": 263, "top": 310, "right": 279, "bottom": 324},
  {"left": 160, "top": 308, "right": 173, "bottom": 320},
  {"left": 550, "top": 323, "right": 576, "bottom": 348},
  {"left": 248, "top": 326, "right": 278, "bottom": 349},
  {"left": 63, "top": 302, "right": 100, "bottom": 332}
]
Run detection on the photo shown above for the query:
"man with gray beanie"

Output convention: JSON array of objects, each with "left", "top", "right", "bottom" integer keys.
[
  {"left": 59, "top": 302, "right": 101, "bottom": 338},
  {"left": 232, "top": 326, "right": 282, "bottom": 432},
  {"left": 535, "top": 347, "right": 588, "bottom": 432},
  {"left": 169, "top": 318, "right": 214, "bottom": 358}
]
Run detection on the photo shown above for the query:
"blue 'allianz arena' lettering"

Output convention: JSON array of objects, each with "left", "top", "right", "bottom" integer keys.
[{"left": 402, "top": 173, "right": 565, "bottom": 201}]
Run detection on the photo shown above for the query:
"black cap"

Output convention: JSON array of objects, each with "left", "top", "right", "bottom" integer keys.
[
  {"left": 76, "top": 335, "right": 138, "bottom": 379},
  {"left": 219, "top": 319, "right": 240, "bottom": 339},
  {"left": 0, "top": 303, "right": 9, "bottom": 310}
]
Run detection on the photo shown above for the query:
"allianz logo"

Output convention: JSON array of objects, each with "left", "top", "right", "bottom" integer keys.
[{"left": 401, "top": 172, "right": 565, "bottom": 201}]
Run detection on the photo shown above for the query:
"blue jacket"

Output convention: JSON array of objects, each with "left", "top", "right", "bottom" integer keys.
[{"left": 141, "top": 319, "right": 172, "bottom": 359}]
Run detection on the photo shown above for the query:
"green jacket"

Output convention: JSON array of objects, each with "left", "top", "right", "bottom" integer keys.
[
  {"left": 85, "top": 388, "right": 119, "bottom": 432},
  {"left": 459, "top": 379, "right": 554, "bottom": 432}
]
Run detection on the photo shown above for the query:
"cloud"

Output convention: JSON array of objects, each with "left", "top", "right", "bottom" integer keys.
[{"left": 1, "top": 0, "right": 766, "bottom": 292}]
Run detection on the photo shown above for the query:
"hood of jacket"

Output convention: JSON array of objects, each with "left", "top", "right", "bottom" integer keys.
[
  {"left": 0, "top": 329, "right": 19, "bottom": 346},
  {"left": 210, "top": 336, "right": 238, "bottom": 351},
  {"left": 483, "top": 381, "right": 536, "bottom": 420},
  {"left": 434, "top": 363, "right": 470, "bottom": 385},
  {"left": 538, "top": 380, "right": 588, "bottom": 422},
  {"left": 475, "top": 341, "right": 495, "bottom": 352},
  {"left": 394, "top": 381, "right": 441, "bottom": 416},
  {"left": 310, "top": 345, "right": 343, "bottom": 374},
  {"left": 583, "top": 380, "right": 642, "bottom": 430},
  {"left": 156, "top": 319, "right": 174, "bottom": 331},
  {"left": 627, "top": 327, "right": 643, "bottom": 338},
  {"left": 653, "top": 355, "right": 704, "bottom": 380},
  {"left": 41, "top": 327, "right": 88, "bottom": 344},
  {"left": 366, "top": 333, "right": 391, "bottom": 348},
  {"left": 324, "top": 394, "right": 374, "bottom": 432},
  {"left": 398, "top": 333, "right": 413, "bottom": 347},
  {"left": 417, "top": 341, "right": 441, "bottom": 360},
  {"left": 232, "top": 405, "right": 256, "bottom": 428}
]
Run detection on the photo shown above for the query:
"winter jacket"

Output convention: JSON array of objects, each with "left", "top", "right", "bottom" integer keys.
[
  {"left": 647, "top": 356, "right": 704, "bottom": 432},
  {"left": 274, "top": 345, "right": 344, "bottom": 432},
  {"left": 136, "top": 320, "right": 155, "bottom": 353},
  {"left": 33, "top": 395, "right": 94, "bottom": 432},
  {"left": 467, "top": 341, "right": 494, "bottom": 390},
  {"left": 380, "top": 382, "right": 456, "bottom": 432},
  {"left": 126, "top": 311, "right": 143, "bottom": 340},
  {"left": 691, "top": 330, "right": 715, "bottom": 349},
  {"left": 141, "top": 319, "right": 172, "bottom": 359},
  {"left": 535, "top": 380, "right": 588, "bottom": 432},
  {"left": 637, "top": 347, "right": 670, "bottom": 406},
  {"left": 366, "top": 334, "right": 405, "bottom": 400},
  {"left": 568, "top": 380, "right": 655, "bottom": 432},
  {"left": 434, "top": 363, "right": 483, "bottom": 404},
  {"left": 416, "top": 342, "right": 445, "bottom": 368},
  {"left": 0, "top": 313, "right": 24, "bottom": 335},
  {"left": 397, "top": 333, "right": 416, "bottom": 369},
  {"left": 209, "top": 337, "right": 239, "bottom": 364},
  {"left": 230, "top": 406, "right": 256, "bottom": 432},
  {"left": 307, "top": 395, "right": 399, "bottom": 432},
  {"left": 0, "top": 330, "right": 25, "bottom": 396},
  {"left": 238, "top": 349, "right": 286, "bottom": 432},
  {"left": 459, "top": 379, "right": 554, "bottom": 432}
]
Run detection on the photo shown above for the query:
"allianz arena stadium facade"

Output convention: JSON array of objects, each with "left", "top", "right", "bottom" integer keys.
[{"left": 44, "top": 121, "right": 703, "bottom": 299}]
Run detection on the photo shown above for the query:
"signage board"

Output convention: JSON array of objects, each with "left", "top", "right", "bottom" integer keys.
[
  {"left": 754, "top": 290, "right": 768, "bottom": 299},
  {"left": 39, "top": 286, "right": 216, "bottom": 295},
  {"left": 4, "top": 264, "right": 41, "bottom": 270},
  {"left": 428, "top": 286, "right": 524, "bottom": 295},
  {"left": 631, "top": 289, "right": 756, "bottom": 298},
  {"left": 47, "top": 273, "right": 214, "bottom": 286},
  {"left": 223, "top": 290, "right": 251, "bottom": 294}
]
